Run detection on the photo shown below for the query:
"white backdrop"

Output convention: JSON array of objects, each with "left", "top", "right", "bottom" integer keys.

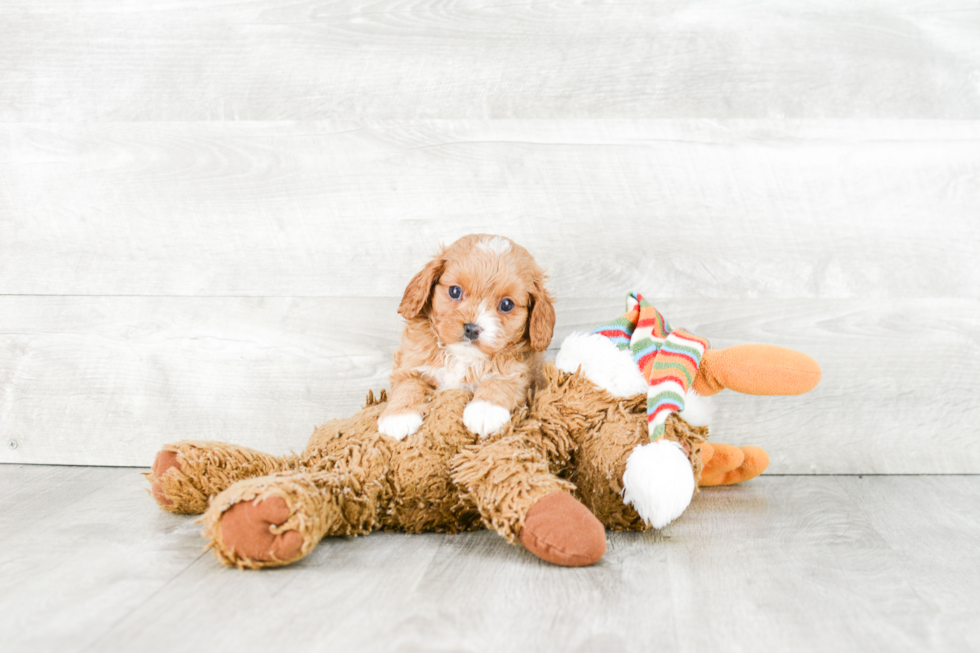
[{"left": 1, "top": 0, "right": 978, "bottom": 472}]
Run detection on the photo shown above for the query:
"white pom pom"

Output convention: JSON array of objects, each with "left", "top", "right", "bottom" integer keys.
[{"left": 622, "top": 439, "right": 696, "bottom": 529}]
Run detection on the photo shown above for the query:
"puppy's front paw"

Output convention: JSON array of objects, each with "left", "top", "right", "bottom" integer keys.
[
  {"left": 463, "top": 400, "right": 511, "bottom": 438},
  {"left": 378, "top": 410, "right": 423, "bottom": 440}
]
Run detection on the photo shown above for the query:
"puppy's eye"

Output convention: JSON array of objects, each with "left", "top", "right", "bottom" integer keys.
[
  {"left": 448, "top": 285, "right": 462, "bottom": 300},
  {"left": 498, "top": 298, "right": 515, "bottom": 313}
]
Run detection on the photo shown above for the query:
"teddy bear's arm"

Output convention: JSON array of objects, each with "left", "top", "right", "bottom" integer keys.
[
  {"left": 452, "top": 362, "right": 613, "bottom": 566},
  {"left": 452, "top": 427, "right": 606, "bottom": 566},
  {"left": 147, "top": 440, "right": 299, "bottom": 514},
  {"left": 201, "top": 466, "right": 386, "bottom": 569},
  {"left": 464, "top": 364, "right": 532, "bottom": 437},
  {"left": 452, "top": 428, "right": 574, "bottom": 544}
]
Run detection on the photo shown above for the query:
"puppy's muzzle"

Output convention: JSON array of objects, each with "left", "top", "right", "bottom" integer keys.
[{"left": 463, "top": 323, "right": 483, "bottom": 341}]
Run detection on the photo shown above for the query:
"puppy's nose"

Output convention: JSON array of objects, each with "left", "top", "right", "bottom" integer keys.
[{"left": 463, "top": 323, "right": 483, "bottom": 341}]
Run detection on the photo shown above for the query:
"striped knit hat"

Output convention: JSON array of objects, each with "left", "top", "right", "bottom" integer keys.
[{"left": 592, "top": 293, "right": 710, "bottom": 442}]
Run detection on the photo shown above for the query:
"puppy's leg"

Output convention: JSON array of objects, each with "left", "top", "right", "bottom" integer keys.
[
  {"left": 378, "top": 370, "right": 433, "bottom": 440},
  {"left": 463, "top": 375, "right": 528, "bottom": 438}
]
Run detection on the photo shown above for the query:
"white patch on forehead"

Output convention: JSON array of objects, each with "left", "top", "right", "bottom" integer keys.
[{"left": 477, "top": 236, "right": 512, "bottom": 255}]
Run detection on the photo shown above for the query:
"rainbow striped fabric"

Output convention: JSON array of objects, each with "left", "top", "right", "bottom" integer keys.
[{"left": 592, "top": 293, "right": 710, "bottom": 442}]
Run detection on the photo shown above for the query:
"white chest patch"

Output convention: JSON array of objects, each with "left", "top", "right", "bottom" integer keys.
[{"left": 416, "top": 343, "right": 491, "bottom": 392}]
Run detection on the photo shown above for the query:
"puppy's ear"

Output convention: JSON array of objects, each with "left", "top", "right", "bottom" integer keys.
[
  {"left": 527, "top": 276, "right": 556, "bottom": 352},
  {"left": 398, "top": 255, "right": 445, "bottom": 319}
]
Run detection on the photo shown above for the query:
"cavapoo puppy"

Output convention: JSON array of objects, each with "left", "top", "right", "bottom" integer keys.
[{"left": 378, "top": 234, "right": 556, "bottom": 440}]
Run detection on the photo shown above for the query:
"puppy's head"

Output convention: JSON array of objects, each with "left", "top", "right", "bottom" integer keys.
[{"left": 398, "top": 234, "right": 555, "bottom": 355}]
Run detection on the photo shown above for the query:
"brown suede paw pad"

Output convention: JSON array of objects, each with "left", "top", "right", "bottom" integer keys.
[
  {"left": 519, "top": 492, "right": 606, "bottom": 567},
  {"left": 151, "top": 450, "right": 181, "bottom": 506},
  {"left": 219, "top": 497, "right": 305, "bottom": 564}
]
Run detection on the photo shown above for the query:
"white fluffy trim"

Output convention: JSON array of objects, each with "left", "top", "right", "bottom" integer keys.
[
  {"left": 621, "top": 440, "right": 695, "bottom": 529},
  {"left": 557, "top": 333, "right": 715, "bottom": 427},
  {"left": 678, "top": 389, "right": 713, "bottom": 427},
  {"left": 555, "top": 332, "right": 648, "bottom": 397}
]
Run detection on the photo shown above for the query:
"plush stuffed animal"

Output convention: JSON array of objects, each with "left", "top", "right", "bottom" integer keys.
[
  {"left": 452, "top": 292, "right": 820, "bottom": 564},
  {"left": 148, "top": 294, "right": 820, "bottom": 568}
]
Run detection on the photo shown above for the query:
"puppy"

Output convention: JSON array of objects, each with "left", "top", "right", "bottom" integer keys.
[{"left": 378, "top": 234, "right": 556, "bottom": 440}]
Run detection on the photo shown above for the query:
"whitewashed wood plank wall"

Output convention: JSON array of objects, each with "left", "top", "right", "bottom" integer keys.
[{"left": 1, "top": 0, "right": 978, "bottom": 472}]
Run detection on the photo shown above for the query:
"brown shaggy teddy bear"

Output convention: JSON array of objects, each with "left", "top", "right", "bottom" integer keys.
[{"left": 147, "top": 295, "right": 820, "bottom": 569}]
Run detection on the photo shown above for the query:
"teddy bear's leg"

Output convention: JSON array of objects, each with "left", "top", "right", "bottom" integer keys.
[
  {"left": 201, "top": 465, "right": 386, "bottom": 569},
  {"left": 693, "top": 344, "right": 821, "bottom": 397},
  {"left": 453, "top": 431, "right": 606, "bottom": 567},
  {"left": 147, "top": 441, "right": 299, "bottom": 514},
  {"left": 571, "top": 409, "right": 650, "bottom": 532},
  {"left": 575, "top": 410, "right": 709, "bottom": 531},
  {"left": 699, "top": 445, "right": 769, "bottom": 486}
]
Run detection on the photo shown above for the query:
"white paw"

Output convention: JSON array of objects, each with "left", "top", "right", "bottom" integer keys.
[
  {"left": 463, "top": 400, "right": 511, "bottom": 438},
  {"left": 378, "top": 411, "right": 423, "bottom": 441}
]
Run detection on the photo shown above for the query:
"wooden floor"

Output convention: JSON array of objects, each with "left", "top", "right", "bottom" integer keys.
[
  {"left": 2, "top": 2, "right": 977, "bottom": 649},
  {"left": 1, "top": 465, "right": 976, "bottom": 652}
]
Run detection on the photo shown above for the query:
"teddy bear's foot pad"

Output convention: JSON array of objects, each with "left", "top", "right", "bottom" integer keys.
[
  {"left": 218, "top": 497, "right": 305, "bottom": 564},
  {"left": 150, "top": 450, "right": 180, "bottom": 507},
  {"left": 520, "top": 492, "right": 606, "bottom": 567}
]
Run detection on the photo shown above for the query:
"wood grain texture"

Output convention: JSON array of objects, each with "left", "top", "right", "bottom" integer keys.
[
  {"left": 1, "top": 0, "right": 979, "bottom": 121},
  {"left": 2, "top": 120, "right": 978, "bottom": 298},
  {"left": 2, "top": 0, "right": 978, "bottom": 473},
  {"left": 2, "top": 296, "right": 977, "bottom": 472},
  {"left": 0, "top": 468, "right": 977, "bottom": 652},
  {"left": 0, "top": 466, "right": 209, "bottom": 652},
  {"left": 0, "top": 296, "right": 394, "bottom": 466}
]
